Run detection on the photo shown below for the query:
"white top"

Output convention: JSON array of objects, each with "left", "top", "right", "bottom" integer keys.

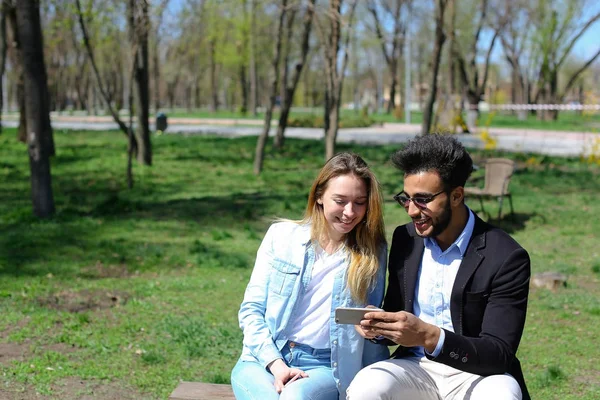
[{"left": 287, "top": 244, "right": 347, "bottom": 349}]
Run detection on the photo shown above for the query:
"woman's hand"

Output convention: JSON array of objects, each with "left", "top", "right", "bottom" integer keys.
[
  {"left": 355, "top": 322, "right": 380, "bottom": 339},
  {"left": 355, "top": 305, "right": 384, "bottom": 339},
  {"left": 267, "top": 359, "right": 309, "bottom": 393}
]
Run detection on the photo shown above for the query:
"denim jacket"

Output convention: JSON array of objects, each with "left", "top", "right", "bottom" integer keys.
[{"left": 238, "top": 221, "right": 389, "bottom": 397}]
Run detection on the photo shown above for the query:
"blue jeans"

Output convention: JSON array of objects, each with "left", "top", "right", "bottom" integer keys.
[{"left": 231, "top": 341, "right": 339, "bottom": 400}]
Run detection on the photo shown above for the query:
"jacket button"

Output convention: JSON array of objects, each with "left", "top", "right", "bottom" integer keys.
[
  {"left": 289, "top": 342, "right": 295, "bottom": 348},
  {"left": 333, "top": 362, "right": 338, "bottom": 367},
  {"left": 333, "top": 340, "right": 338, "bottom": 345}
]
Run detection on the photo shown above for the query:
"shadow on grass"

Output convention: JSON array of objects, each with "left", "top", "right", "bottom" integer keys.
[
  {"left": 0, "top": 190, "right": 303, "bottom": 278},
  {"left": 89, "top": 191, "right": 304, "bottom": 223},
  {"left": 0, "top": 221, "right": 90, "bottom": 277},
  {"left": 486, "top": 212, "right": 540, "bottom": 234}
]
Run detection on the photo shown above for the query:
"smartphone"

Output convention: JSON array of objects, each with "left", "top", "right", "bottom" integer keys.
[{"left": 334, "top": 307, "right": 383, "bottom": 325}]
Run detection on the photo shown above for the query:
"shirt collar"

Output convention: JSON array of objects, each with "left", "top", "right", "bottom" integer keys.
[
  {"left": 454, "top": 207, "right": 475, "bottom": 256},
  {"left": 425, "top": 206, "right": 475, "bottom": 257}
]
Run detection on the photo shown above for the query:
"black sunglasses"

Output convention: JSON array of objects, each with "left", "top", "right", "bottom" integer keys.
[{"left": 393, "top": 190, "right": 445, "bottom": 209}]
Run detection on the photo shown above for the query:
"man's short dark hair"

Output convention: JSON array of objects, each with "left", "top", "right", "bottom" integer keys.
[{"left": 391, "top": 134, "right": 473, "bottom": 189}]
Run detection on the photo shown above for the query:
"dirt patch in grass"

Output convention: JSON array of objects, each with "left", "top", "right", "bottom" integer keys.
[
  {"left": 53, "top": 377, "right": 145, "bottom": 399},
  {"left": 37, "top": 289, "right": 130, "bottom": 313},
  {"left": 0, "top": 317, "right": 31, "bottom": 339},
  {"left": 0, "top": 342, "right": 27, "bottom": 365},
  {"left": 0, "top": 377, "right": 145, "bottom": 400},
  {"left": 79, "top": 261, "right": 132, "bottom": 279},
  {"left": 573, "top": 276, "right": 600, "bottom": 292},
  {"left": 573, "top": 368, "right": 600, "bottom": 389},
  {"left": 45, "top": 342, "right": 78, "bottom": 354},
  {"left": 0, "top": 342, "right": 77, "bottom": 367}
]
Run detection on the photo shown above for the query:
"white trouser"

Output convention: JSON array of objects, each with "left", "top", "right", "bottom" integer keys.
[{"left": 346, "top": 357, "right": 522, "bottom": 400}]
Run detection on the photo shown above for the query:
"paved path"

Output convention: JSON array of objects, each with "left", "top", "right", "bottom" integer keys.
[{"left": 4, "top": 116, "right": 599, "bottom": 157}]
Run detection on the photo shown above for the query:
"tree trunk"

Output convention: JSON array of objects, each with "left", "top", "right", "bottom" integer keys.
[
  {"left": 5, "top": 3, "right": 27, "bottom": 141},
  {"left": 577, "top": 81, "right": 584, "bottom": 116},
  {"left": 167, "top": 76, "right": 178, "bottom": 109},
  {"left": 274, "top": 0, "right": 315, "bottom": 150},
  {"left": 253, "top": 0, "right": 287, "bottom": 175},
  {"left": 466, "top": 91, "right": 479, "bottom": 113},
  {"left": 421, "top": 0, "right": 447, "bottom": 135},
  {"left": 194, "top": 76, "right": 200, "bottom": 108},
  {"left": 323, "top": 0, "right": 343, "bottom": 160},
  {"left": 249, "top": 0, "right": 258, "bottom": 116},
  {"left": 416, "top": 45, "right": 424, "bottom": 108},
  {"left": 452, "top": 0, "right": 498, "bottom": 130},
  {"left": 387, "top": 69, "right": 397, "bottom": 114},
  {"left": 0, "top": 6, "right": 6, "bottom": 134},
  {"left": 16, "top": 0, "right": 55, "bottom": 217},
  {"left": 537, "top": 69, "right": 559, "bottom": 121},
  {"left": 127, "top": 0, "right": 152, "bottom": 165},
  {"left": 75, "top": 0, "right": 137, "bottom": 152},
  {"left": 115, "top": 61, "right": 125, "bottom": 111},
  {"left": 367, "top": 1, "right": 403, "bottom": 115},
  {"left": 209, "top": 39, "right": 219, "bottom": 112},
  {"left": 74, "top": 62, "right": 89, "bottom": 111},
  {"left": 240, "top": 63, "right": 248, "bottom": 114},
  {"left": 323, "top": 0, "right": 356, "bottom": 160},
  {"left": 151, "top": 0, "right": 169, "bottom": 113},
  {"left": 275, "top": 87, "right": 293, "bottom": 148},
  {"left": 546, "top": 70, "right": 559, "bottom": 121},
  {"left": 279, "top": 15, "right": 290, "bottom": 117},
  {"left": 185, "top": 84, "right": 191, "bottom": 112},
  {"left": 323, "top": 89, "right": 330, "bottom": 133},
  {"left": 16, "top": 72, "right": 26, "bottom": 141},
  {"left": 325, "top": 95, "right": 339, "bottom": 161},
  {"left": 153, "top": 38, "right": 160, "bottom": 112},
  {"left": 303, "top": 68, "right": 310, "bottom": 107},
  {"left": 448, "top": 0, "right": 456, "bottom": 96}
]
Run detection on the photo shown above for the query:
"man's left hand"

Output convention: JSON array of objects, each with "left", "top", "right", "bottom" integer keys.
[{"left": 361, "top": 310, "right": 440, "bottom": 353}]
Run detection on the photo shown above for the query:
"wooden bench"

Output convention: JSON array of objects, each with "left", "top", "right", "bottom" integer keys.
[{"left": 169, "top": 382, "right": 235, "bottom": 400}]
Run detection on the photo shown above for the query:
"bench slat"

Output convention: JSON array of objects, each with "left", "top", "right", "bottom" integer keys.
[{"left": 169, "top": 382, "right": 235, "bottom": 400}]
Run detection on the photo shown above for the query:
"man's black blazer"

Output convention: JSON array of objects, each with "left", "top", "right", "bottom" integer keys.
[{"left": 384, "top": 214, "right": 531, "bottom": 399}]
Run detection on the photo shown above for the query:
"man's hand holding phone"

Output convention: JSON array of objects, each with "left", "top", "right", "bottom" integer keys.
[{"left": 335, "top": 306, "right": 385, "bottom": 339}]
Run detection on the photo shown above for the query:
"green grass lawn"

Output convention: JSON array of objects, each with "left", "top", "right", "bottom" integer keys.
[{"left": 1, "top": 129, "right": 599, "bottom": 399}]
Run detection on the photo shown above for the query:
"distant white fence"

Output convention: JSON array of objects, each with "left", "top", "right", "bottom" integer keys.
[{"left": 473, "top": 103, "right": 600, "bottom": 111}]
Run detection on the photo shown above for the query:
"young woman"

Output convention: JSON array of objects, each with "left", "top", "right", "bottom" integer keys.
[{"left": 231, "top": 153, "right": 389, "bottom": 400}]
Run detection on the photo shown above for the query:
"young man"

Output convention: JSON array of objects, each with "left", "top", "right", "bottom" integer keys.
[{"left": 347, "top": 134, "right": 530, "bottom": 400}]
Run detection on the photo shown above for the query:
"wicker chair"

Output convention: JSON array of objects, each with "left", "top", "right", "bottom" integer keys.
[{"left": 465, "top": 158, "right": 515, "bottom": 219}]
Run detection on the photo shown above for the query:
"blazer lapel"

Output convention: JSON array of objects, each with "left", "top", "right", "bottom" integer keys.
[
  {"left": 404, "top": 225, "right": 424, "bottom": 314},
  {"left": 450, "top": 216, "right": 487, "bottom": 335}
]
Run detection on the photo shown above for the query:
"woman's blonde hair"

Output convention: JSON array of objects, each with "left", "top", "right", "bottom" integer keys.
[{"left": 300, "top": 152, "right": 386, "bottom": 303}]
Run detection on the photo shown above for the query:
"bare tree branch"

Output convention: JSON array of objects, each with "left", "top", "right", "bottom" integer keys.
[
  {"left": 556, "top": 11, "right": 600, "bottom": 69},
  {"left": 480, "top": 29, "right": 499, "bottom": 98},
  {"left": 74, "top": 0, "right": 130, "bottom": 136},
  {"left": 367, "top": 1, "right": 391, "bottom": 66},
  {"left": 560, "top": 47, "right": 600, "bottom": 100}
]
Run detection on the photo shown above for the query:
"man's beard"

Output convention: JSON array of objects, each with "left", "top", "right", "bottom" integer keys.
[{"left": 422, "top": 199, "right": 452, "bottom": 238}]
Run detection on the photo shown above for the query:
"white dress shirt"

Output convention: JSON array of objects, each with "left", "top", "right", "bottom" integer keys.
[{"left": 411, "top": 208, "right": 475, "bottom": 358}]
